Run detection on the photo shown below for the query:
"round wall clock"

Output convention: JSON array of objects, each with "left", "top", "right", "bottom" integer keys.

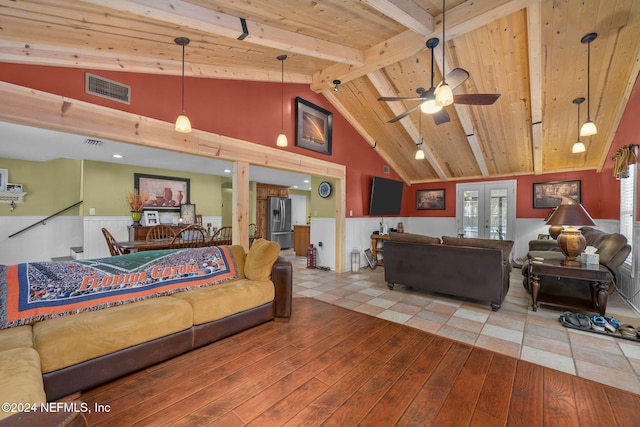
[{"left": 318, "top": 181, "right": 332, "bottom": 198}]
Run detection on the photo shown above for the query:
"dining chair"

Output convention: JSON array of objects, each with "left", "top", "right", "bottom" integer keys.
[
  {"left": 210, "top": 226, "right": 232, "bottom": 246},
  {"left": 145, "top": 224, "right": 177, "bottom": 241},
  {"left": 171, "top": 224, "right": 207, "bottom": 248},
  {"left": 101, "top": 228, "right": 126, "bottom": 256}
]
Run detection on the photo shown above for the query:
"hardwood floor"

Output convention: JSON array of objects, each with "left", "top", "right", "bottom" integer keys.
[{"left": 80, "top": 298, "right": 640, "bottom": 426}]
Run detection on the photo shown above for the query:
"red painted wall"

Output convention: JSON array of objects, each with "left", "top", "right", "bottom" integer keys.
[
  {"left": 1, "top": 64, "right": 639, "bottom": 220},
  {"left": 0, "top": 63, "right": 404, "bottom": 217}
]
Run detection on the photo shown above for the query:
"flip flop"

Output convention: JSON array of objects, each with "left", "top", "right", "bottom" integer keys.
[
  {"left": 590, "top": 315, "right": 607, "bottom": 332},
  {"left": 560, "top": 311, "right": 581, "bottom": 328},
  {"left": 618, "top": 324, "right": 638, "bottom": 338},
  {"left": 575, "top": 313, "right": 591, "bottom": 329}
]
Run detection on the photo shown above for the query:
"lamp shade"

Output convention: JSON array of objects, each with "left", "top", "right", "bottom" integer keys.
[
  {"left": 276, "top": 133, "right": 288, "bottom": 147},
  {"left": 572, "top": 141, "right": 586, "bottom": 153},
  {"left": 545, "top": 203, "right": 595, "bottom": 226},
  {"left": 175, "top": 114, "right": 192, "bottom": 133},
  {"left": 415, "top": 147, "right": 425, "bottom": 160},
  {"left": 580, "top": 120, "right": 597, "bottom": 137},
  {"left": 420, "top": 98, "right": 442, "bottom": 114},
  {"left": 435, "top": 83, "right": 454, "bottom": 106}
]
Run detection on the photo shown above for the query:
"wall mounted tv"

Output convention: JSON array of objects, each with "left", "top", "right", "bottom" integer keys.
[{"left": 369, "top": 176, "right": 403, "bottom": 216}]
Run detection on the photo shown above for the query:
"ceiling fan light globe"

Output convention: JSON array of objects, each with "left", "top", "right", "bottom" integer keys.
[
  {"left": 420, "top": 99, "right": 442, "bottom": 114},
  {"left": 276, "top": 132, "right": 288, "bottom": 147},
  {"left": 435, "top": 83, "right": 454, "bottom": 106},
  {"left": 572, "top": 141, "right": 586, "bottom": 153},
  {"left": 175, "top": 114, "right": 192, "bottom": 133},
  {"left": 415, "top": 148, "right": 425, "bottom": 160},
  {"left": 580, "top": 120, "right": 597, "bottom": 137}
]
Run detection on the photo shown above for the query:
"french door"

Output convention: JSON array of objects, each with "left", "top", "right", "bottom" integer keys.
[{"left": 456, "top": 180, "right": 516, "bottom": 241}]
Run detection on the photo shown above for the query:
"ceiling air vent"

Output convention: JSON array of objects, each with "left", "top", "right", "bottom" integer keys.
[
  {"left": 85, "top": 73, "right": 131, "bottom": 104},
  {"left": 84, "top": 138, "right": 104, "bottom": 147},
  {"left": 383, "top": 166, "right": 390, "bottom": 174}
]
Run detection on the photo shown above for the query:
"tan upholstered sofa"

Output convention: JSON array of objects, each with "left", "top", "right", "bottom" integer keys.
[
  {"left": 0, "top": 240, "right": 292, "bottom": 422},
  {"left": 383, "top": 232, "right": 514, "bottom": 311}
]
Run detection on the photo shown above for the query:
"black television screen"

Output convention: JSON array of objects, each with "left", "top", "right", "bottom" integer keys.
[{"left": 369, "top": 176, "right": 403, "bottom": 216}]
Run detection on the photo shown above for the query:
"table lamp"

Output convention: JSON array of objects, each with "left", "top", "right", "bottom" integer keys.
[{"left": 545, "top": 202, "right": 596, "bottom": 265}]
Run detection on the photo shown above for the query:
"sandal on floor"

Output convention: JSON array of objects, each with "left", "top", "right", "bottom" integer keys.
[
  {"left": 559, "top": 311, "right": 581, "bottom": 328},
  {"left": 618, "top": 324, "right": 638, "bottom": 338},
  {"left": 605, "top": 316, "right": 621, "bottom": 333},
  {"left": 590, "top": 315, "right": 607, "bottom": 332},
  {"left": 575, "top": 313, "right": 591, "bottom": 329}
]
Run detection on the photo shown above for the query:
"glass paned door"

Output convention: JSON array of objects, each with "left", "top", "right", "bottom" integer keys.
[{"left": 456, "top": 180, "right": 516, "bottom": 240}]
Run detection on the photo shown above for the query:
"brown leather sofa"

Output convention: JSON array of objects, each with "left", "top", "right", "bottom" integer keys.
[
  {"left": 521, "top": 227, "right": 631, "bottom": 296},
  {"left": 383, "top": 232, "right": 514, "bottom": 311}
]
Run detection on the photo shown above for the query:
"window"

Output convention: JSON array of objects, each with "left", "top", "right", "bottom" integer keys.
[{"left": 620, "top": 162, "right": 636, "bottom": 270}]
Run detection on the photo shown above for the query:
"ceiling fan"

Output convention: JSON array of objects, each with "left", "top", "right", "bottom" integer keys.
[
  {"left": 379, "top": 37, "right": 500, "bottom": 124},
  {"left": 378, "top": 0, "right": 500, "bottom": 125}
]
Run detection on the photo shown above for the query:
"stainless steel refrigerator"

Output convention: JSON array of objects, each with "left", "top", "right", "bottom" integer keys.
[{"left": 267, "top": 197, "right": 293, "bottom": 249}]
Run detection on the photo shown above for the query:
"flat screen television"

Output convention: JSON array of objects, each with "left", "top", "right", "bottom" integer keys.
[{"left": 369, "top": 176, "right": 403, "bottom": 216}]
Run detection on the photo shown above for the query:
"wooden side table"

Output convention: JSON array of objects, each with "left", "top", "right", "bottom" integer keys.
[
  {"left": 528, "top": 258, "right": 611, "bottom": 316},
  {"left": 370, "top": 233, "right": 389, "bottom": 266}
]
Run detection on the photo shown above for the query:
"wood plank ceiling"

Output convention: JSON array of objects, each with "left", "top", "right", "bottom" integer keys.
[{"left": 0, "top": 0, "right": 639, "bottom": 183}]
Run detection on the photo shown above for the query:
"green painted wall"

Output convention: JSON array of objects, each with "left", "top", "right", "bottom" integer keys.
[
  {"left": 82, "top": 161, "right": 224, "bottom": 216},
  {"left": 0, "top": 157, "right": 82, "bottom": 216},
  {"left": 310, "top": 176, "right": 336, "bottom": 218}
]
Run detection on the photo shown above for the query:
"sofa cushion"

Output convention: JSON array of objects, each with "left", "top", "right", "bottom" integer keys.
[
  {"left": 441, "top": 236, "right": 514, "bottom": 262},
  {"left": 389, "top": 232, "right": 441, "bottom": 245},
  {"left": 0, "top": 347, "right": 46, "bottom": 421},
  {"left": 0, "top": 325, "right": 33, "bottom": 352},
  {"left": 33, "top": 296, "right": 193, "bottom": 374},
  {"left": 581, "top": 227, "right": 630, "bottom": 270},
  {"left": 172, "top": 278, "right": 275, "bottom": 325},
  {"left": 227, "top": 245, "right": 247, "bottom": 280},
  {"left": 244, "top": 239, "right": 281, "bottom": 281}
]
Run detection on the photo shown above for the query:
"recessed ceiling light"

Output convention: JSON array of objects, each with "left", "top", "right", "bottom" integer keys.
[
  {"left": 112, "top": 154, "right": 124, "bottom": 159},
  {"left": 293, "top": 185, "right": 299, "bottom": 188},
  {"left": 303, "top": 180, "right": 309, "bottom": 183},
  {"left": 224, "top": 169, "right": 231, "bottom": 173}
]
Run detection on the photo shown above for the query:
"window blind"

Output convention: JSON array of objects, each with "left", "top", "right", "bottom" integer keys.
[{"left": 620, "top": 162, "right": 636, "bottom": 269}]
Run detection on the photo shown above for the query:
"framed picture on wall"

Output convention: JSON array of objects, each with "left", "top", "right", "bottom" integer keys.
[
  {"left": 295, "top": 97, "right": 332, "bottom": 155},
  {"left": 0, "top": 169, "right": 8, "bottom": 192},
  {"left": 135, "top": 173, "right": 190, "bottom": 211},
  {"left": 533, "top": 180, "right": 581, "bottom": 208},
  {"left": 416, "top": 189, "right": 446, "bottom": 210}
]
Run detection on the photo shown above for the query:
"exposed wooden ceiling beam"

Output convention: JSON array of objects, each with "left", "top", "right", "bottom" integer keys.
[
  {"left": 363, "top": 0, "right": 433, "bottom": 36},
  {"left": 0, "top": 41, "right": 311, "bottom": 83},
  {"left": 311, "top": 0, "right": 541, "bottom": 92},
  {"left": 81, "top": 0, "right": 363, "bottom": 66},
  {"left": 526, "top": 3, "right": 543, "bottom": 175},
  {"left": 367, "top": 70, "right": 448, "bottom": 181}
]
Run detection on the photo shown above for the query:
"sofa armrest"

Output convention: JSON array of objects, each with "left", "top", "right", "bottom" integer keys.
[
  {"left": 528, "top": 239, "right": 559, "bottom": 252},
  {"left": 271, "top": 256, "right": 292, "bottom": 322}
]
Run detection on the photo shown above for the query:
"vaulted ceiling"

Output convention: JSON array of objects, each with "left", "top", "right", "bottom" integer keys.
[{"left": 1, "top": 0, "right": 639, "bottom": 183}]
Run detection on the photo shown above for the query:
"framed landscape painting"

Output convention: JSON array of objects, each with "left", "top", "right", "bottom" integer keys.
[
  {"left": 533, "top": 180, "right": 581, "bottom": 208},
  {"left": 416, "top": 189, "right": 446, "bottom": 210},
  {"left": 295, "top": 97, "right": 332, "bottom": 155}
]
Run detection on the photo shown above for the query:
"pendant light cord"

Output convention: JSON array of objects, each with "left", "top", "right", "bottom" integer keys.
[
  {"left": 586, "top": 41, "right": 591, "bottom": 121},
  {"left": 441, "top": 0, "right": 446, "bottom": 84},
  {"left": 281, "top": 57, "right": 284, "bottom": 131},
  {"left": 181, "top": 44, "right": 185, "bottom": 114}
]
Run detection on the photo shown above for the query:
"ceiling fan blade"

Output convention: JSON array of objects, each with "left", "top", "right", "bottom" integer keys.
[
  {"left": 433, "top": 108, "right": 450, "bottom": 125},
  {"left": 388, "top": 103, "right": 422, "bottom": 123},
  {"left": 446, "top": 68, "right": 470, "bottom": 90},
  {"left": 378, "top": 96, "right": 426, "bottom": 102},
  {"left": 453, "top": 93, "right": 501, "bottom": 105}
]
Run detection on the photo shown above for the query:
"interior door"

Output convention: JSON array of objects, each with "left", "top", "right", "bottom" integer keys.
[{"left": 456, "top": 180, "right": 516, "bottom": 241}]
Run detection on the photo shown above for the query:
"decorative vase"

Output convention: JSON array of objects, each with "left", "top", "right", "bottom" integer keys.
[
  {"left": 131, "top": 211, "right": 143, "bottom": 227},
  {"left": 164, "top": 188, "right": 173, "bottom": 205},
  {"left": 177, "top": 190, "right": 183, "bottom": 205}
]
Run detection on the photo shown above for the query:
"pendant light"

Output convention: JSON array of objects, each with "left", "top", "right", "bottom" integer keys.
[
  {"left": 579, "top": 33, "right": 597, "bottom": 137},
  {"left": 174, "top": 37, "right": 191, "bottom": 133},
  {"left": 276, "top": 55, "right": 288, "bottom": 147},
  {"left": 435, "top": 0, "right": 454, "bottom": 107},
  {"left": 415, "top": 111, "right": 425, "bottom": 159},
  {"left": 572, "top": 97, "right": 586, "bottom": 153}
]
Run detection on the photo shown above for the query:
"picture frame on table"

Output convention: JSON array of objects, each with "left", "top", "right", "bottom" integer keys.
[
  {"left": 180, "top": 203, "right": 196, "bottom": 224},
  {"left": 134, "top": 173, "right": 190, "bottom": 211},
  {"left": 144, "top": 210, "right": 159, "bottom": 226},
  {"left": 295, "top": 97, "right": 332, "bottom": 155},
  {"left": 416, "top": 189, "right": 446, "bottom": 210},
  {"left": 5, "top": 183, "right": 23, "bottom": 193},
  {"left": 533, "top": 180, "right": 581, "bottom": 209}
]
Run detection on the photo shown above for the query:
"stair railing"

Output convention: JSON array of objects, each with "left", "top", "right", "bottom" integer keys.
[{"left": 8, "top": 200, "right": 83, "bottom": 238}]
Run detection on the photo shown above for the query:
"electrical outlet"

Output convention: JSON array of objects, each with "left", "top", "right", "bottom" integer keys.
[{"left": 89, "top": 208, "right": 96, "bottom": 216}]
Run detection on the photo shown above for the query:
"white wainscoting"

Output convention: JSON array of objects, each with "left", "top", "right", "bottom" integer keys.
[{"left": 0, "top": 216, "right": 83, "bottom": 264}]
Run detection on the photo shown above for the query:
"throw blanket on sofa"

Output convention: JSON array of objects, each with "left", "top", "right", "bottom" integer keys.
[{"left": 0, "top": 246, "right": 238, "bottom": 328}]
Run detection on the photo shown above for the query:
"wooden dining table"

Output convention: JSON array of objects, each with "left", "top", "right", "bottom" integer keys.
[{"left": 117, "top": 237, "right": 241, "bottom": 253}]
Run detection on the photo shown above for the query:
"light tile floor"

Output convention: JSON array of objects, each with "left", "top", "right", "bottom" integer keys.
[{"left": 282, "top": 250, "right": 640, "bottom": 395}]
